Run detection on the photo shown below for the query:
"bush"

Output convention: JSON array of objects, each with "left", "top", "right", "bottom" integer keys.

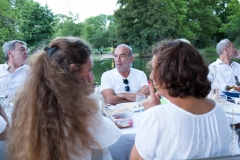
[{"left": 204, "top": 47, "right": 216, "bottom": 54}]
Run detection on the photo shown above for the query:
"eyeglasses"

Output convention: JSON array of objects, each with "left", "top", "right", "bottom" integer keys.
[
  {"left": 123, "top": 79, "right": 130, "bottom": 92},
  {"left": 235, "top": 76, "right": 240, "bottom": 86}
]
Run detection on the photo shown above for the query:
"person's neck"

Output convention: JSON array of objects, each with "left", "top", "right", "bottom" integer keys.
[
  {"left": 220, "top": 54, "right": 231, "bottom": 65},
  {"left": 169, "top": 96, "right": 214, "bottom": 114},
  {"left": 118, "top": 68, "right": 130, "bottom": 78},
  {"left": 7, "top": 62, "right": 22, "bottom": 73}
]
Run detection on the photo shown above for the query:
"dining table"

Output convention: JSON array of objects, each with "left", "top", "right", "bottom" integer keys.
[
  {"left": 106, "top": 99, "right": 169, "bottom": 160},
  {"left": 108, "top": 109, "right": 141, "bottom": 160},
  {"left": 106, "top": 96, "right": 240, "bottom": 160}
]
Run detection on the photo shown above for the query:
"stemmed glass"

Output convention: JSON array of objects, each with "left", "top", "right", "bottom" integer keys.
[
  {"left": 1, "top": 90, "right": 14, "bottom": 122},
  {"left": 135, "top": 94, "right": 146, "bottom": 112}
]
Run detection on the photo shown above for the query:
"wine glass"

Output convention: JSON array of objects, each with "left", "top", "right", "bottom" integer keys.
[
  {"left": 135, "top": 94, "right": 146, "bottom": 112},
  {"left": 1, "top": 90, "right": 14, "bottom": 122}
]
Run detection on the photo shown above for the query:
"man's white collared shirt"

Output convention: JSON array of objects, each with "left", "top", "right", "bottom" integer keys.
[
  {"left": 0, "top": 63, "right": 29, "bottom": 100},
  {"left": 214, "top": 59, "right": 240, "bottom": 91}
]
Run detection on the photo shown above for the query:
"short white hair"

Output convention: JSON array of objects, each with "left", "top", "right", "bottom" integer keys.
[
  {"left": 115, "top": 44, "right": 133, "bottom": 56},
  {"left": 216, "top": 39, "right": 230, "bottom": 55},
  {"left": 2, "top": 40, "right": 27, "bottom": 60}
]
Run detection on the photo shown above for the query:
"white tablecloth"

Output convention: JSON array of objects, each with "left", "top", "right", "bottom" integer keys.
[
  {"left": 0, "top": 141, "right": 7, "bottom": 160},
  {"left": 108, "top": 112, "right": 141, "bottom": 160}
]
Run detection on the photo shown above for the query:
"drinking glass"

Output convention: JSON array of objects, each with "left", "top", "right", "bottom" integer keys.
[
  {"left": 135, "top": 94, "right": 146, "bottom": 112},
  {"left": 218, "top": 95, "right": 227, "bottom": 106},
  {"left": 209, "top": 88, "right": 219, "bottom": 100}
]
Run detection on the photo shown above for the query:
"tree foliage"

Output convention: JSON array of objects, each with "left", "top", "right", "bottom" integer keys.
[
  {"left": 219, "top": 0, "right": 240, "bottom": 44},
  {"left": 0, "top": 0, "right": 55, "bottom": 63},
  {"left": 53, "top": 13, "right": 83, "bottom": 38},
  {"left": 18, "top": 0, "right": 54, "bottom": 49},
  {"left": 114, "top": 0, "right": 240, "bottom": 50},
  {"left": 82, "top": 14, "right": 116, "bottom": 49}
]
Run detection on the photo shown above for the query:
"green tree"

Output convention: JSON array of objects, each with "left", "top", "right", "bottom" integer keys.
[
  {"left": 18, "top": 0, "right": 54, "bottom": 49},
  {"left": 114, "top": 0, "right": 187, "bottom": 54},
  {"left": 0, "top": 0, "right": 26, "bottom": 63},
  {"left": 219, "top": 0, "right": 240, "bottom": 44},
  {"left": 183, "top": 0, "right": 222, "bottom": 47},
  {"left": 82, "top": 14, "right": 114, "bottom": 49},
  {"left": 53, "top": 13, "right": 83, "bottom": 37},
  {"left": 107, "top": 15, "right": 117, "bottom": 47}
]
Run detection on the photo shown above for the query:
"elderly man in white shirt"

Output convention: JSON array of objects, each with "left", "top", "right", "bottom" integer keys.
[
  {"left": 0, "top": 40, "right": 29, "bottom": 101},
  {"left": 100, "top": 44, "right": 149, "bottom": 105},
  {"left": 208, "top": 39, "right": 240, "bottom": 91}
]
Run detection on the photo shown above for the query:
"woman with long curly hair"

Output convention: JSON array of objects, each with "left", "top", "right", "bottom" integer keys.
[
  {"left": 130, "top": 39, "right": 231, "bottom": 159},
  {"left": 7, "top": 37, "right": 121, "bottom": 160}
]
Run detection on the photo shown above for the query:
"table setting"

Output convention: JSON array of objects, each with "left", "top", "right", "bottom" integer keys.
[
  {"left": 104, "top": 94, "right": 172, "bottom": 160},
  {"left": 207, "top": 86, "right": 240, "bottom": 155},
  {"left": 104, "top": 94, "right": 146, "bottom": 160}
]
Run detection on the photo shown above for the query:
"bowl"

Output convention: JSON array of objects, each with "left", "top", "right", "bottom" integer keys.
[{"left": 111, "top": 112, "right": 134, "bottom": 128}]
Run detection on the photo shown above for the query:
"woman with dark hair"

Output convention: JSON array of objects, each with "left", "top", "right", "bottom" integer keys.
[
  {"left": 7, "top": 37, "right": 121, "bottom": 160},
  {"left": 130, "top": 40, "right": 231, "bottom": 159}
]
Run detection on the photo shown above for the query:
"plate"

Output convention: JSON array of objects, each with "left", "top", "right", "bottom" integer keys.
[
  {"left": 222, "top": 90, "right": 240, "bottom": 98},
  {"left": 223, "top": 104, "right": 240, "bottom": 114},
  {"left": 115, "top": 102, "right": 144, "bottom": 112}
]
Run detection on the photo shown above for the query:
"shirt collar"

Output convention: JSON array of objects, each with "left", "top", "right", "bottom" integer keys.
[
  {"left": 3, "top": 62, "right": 10, "bottom": 70},
  {"left": 216, "top": 58, "right": 234, "bottom": 65}
]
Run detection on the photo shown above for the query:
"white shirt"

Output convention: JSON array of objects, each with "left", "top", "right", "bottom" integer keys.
[
  {"left": 213, "top": 59, "right": 240, "bottom": 91},
  {"left": 0, "top": 116, "right": 7, "bottom": 134},
  {"left": 135, "top": 102, "right": 231, "bottom": 159},
  {"left": 208, "top": 60, "right": 219, "bottom": 87},
  {"left": 70, "top": 99, "right": 121, "bottom": 160},
  {"left": 0, "top": 63, "right": 29, "bottom": 100},
  {"left": 100, "top": 68, "right": 148, "bottom": 94}
]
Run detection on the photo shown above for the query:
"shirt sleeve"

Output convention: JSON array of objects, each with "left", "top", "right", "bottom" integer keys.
[
  {"left": 140, "top": 72, "right": 149, "bottom": 87},
  {"left": 0, "top": 116, "right": 7, "bottom": 134},
  {"left": 100, "top": 72, "right": 113, "bottom": 92},
  {"left": 207, "top": 65, "right": 214, "bottom": 82},
  {"left": 135, "top": 109, "right": 159, "bottom": 159},
  {"left": 88, "top": 108, "right": 121, "bottom": 149},
  {"left": 216, "top": 65, "right": 229, "bottom": 91}
]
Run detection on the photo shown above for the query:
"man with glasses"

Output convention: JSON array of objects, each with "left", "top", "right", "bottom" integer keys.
[
  {"left": 208, "top": 39, "right": 240, "bottom": 91},
  {"left": 100, "top": 44, "right": 149, "bottom": 105},
  {"left": 0, "top": 40, "right": 29, "bottom": 101}
]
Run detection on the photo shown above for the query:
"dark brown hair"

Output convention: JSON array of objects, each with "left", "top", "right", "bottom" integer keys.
[{"left": 152, "top": 40, "right": 211, "bottom": 98}]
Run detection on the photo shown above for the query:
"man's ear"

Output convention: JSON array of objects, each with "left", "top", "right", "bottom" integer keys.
[
  {"left": 69, "top": 64, "right": 77, "bottom": 71},
  {"left": 7, "top": 50, "right": 11, "bottom": 57},
  {"left": 129, "top": 56, "right": 134, "bottom": 63}
]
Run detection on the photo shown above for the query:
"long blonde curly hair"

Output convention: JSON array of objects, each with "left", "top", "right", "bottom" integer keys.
[{"left": 7, "top": 37, "right": 99, "bottom": 160}]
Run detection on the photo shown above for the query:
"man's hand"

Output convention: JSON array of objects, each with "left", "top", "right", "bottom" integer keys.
[
  {"left": 139, "top": 85, "right": 149, "bottom": 93},
  {"left": 235, "top": 50, "right": 240, "bottom": 59}
]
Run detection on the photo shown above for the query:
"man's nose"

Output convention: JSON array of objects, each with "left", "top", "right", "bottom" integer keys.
[
  {"left": 116, "top": 56, "right": 121, "bottom": 62},
  {"left": 25, "top": 49, "right": 30, "bottom": 54}
]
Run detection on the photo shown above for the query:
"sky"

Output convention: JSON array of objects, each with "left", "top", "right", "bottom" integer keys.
[{"left": 35, "top": 0, "right": 118, "bottom": 22}]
